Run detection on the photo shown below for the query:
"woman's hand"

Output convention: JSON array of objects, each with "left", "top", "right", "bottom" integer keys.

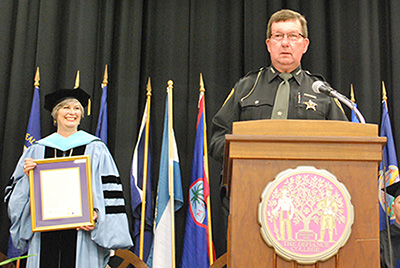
[
  {"left": 23, "top": 158, "right": 37, "bottom": 176},
  {"left": 77, "top": 210, "right": 98, "bottom": 231}
]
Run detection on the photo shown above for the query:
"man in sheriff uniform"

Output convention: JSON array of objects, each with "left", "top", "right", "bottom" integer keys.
[
  {"left": 210, "top": 9, "right": 348, "bottom": 163},
  {"left": 209, "top": 9, "right": 348, "bottom": 227}
]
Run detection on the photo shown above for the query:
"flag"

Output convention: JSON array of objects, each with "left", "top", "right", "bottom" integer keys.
[
  {"left": 379, "top": 95, "right": 399, "bottom": 231},
  {"left": 351, "top": 103, "right": 359, "bottom": 123},
  {"left": 24, "top": 80, "right": 41, "bottom": 151},
  {"left": 147, "top": 95, "right": 183, "bottom": 268},
  {"left": 95, "top": 69, "right": 108, "bottom": 143},
  {"left": 350, "top": 84, "right": 359, "bottom": 123},
  {"left": 8, "top": 69, "right": 41, "bottom": 258},
  {"left": 130, "top": 102, "right": 153, "bottom": 262},
  {"left": 181, "top": 88, "right": 215, "bottom": 267}
]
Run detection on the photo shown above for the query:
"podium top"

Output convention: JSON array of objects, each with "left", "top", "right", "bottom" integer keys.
[
  {"left": 232, "top": 119, "right": 378, "bottom": 137},
  {"left": 224, "top": 119, "right": 386, "bottom": 194}
]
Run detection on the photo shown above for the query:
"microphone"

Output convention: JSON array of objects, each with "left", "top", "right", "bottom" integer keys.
[
  {"left": 312, "top": 81, "right": 336, "bottom": 96},
  {"left": 311, "top": 81, "right": 366, "bottom": 124}
]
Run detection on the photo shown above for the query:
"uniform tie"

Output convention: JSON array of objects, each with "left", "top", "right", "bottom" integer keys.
[{"left": 271, "top": 73, "right": 293, "bottom": 119}]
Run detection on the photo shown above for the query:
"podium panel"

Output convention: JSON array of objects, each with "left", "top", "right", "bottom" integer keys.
[{"left": 224, "top": 120, "right": 386, "bottom": 268}]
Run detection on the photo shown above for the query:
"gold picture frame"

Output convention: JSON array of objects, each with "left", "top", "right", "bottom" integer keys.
[{"left": 29, "top": 155, "right": 94, "bottom": 232}]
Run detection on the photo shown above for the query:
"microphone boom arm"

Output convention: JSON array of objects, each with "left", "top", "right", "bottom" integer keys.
[{"left": 330, "top": 90, "right": 366, "bottom": 124}]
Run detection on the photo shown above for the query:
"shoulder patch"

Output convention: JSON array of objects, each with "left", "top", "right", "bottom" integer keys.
[{"left": 243, "top": 67, "right": 265, "bottom": 78}]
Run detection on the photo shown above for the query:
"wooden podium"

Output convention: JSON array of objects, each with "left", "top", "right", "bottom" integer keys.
[{"left": 223, "top": 120, "right": 386, "bottom": 268}]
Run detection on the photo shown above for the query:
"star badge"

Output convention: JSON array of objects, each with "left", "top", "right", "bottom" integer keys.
[{"left": 303, "top": 100, "right": 318, "bottom": 111}]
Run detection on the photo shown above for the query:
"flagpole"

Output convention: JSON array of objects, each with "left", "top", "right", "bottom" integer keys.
[
  {"left": 74, "top": 70, "right": 91, "bottom": 115},
  {"left": 350, "top": 84, "right": 355, "bottom": 103},
  {"left": 139, "top": 77, "right": 152, "bottom": 260},
  {"left": 102, "top": 65, "right": 108, "bottom": 88},
  {"left": 34, "top": 67, "right": 40, "bottom": 88},
  {"left": 74, "top": 70, "right": 80, "bottom": 88},
  {"left": 382, "top": 81, "right": 388, "bottom": 106},
  {"left": 101, "top": 65, "right": 107, "bottom": 126},
  {"left": 167, "top": 80, "right": 176, "bottom": 268},
  {"left": 200, "top": 73, "right": 214, "bottom": 265}
]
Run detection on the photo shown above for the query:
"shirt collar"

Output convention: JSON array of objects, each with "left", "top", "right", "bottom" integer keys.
[{"left": 267, "top": 65, "right": 303, "bottom": 85}]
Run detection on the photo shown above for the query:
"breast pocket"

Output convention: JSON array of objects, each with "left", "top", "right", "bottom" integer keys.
[
  {"left": 239, "top": 98, "right": 274, "bottom": 121},
  {"left": 296, "top": 97, "right": 328, "bottom": 119}
]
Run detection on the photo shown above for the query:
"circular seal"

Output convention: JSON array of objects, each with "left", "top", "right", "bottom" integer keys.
[{"left": 258, "top": 166, "right": 354, "bottom": 264}]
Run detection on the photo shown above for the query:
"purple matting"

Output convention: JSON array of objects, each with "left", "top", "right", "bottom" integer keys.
[{"left": 31, "top": 158, "right": 90, "bottom": 229}]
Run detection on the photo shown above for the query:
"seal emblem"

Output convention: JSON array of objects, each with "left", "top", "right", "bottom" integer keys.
[
  {"left": 189, "top": 179, "right": 206, "bottom": 225},
  {"left": 258, "top": 166, "right": 354, "bottom": 264}
]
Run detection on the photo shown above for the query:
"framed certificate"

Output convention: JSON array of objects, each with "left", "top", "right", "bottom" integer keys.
[{"left": 29, "top": 155, "right": 94, "bottom": 232}]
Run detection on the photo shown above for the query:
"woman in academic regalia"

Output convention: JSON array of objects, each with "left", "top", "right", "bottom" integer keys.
[{"left": 5, "top": 88, "right": 133, "bottom": 268}]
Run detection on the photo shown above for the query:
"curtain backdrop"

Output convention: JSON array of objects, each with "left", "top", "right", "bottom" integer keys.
[{"left": 1, "top": 0, "right": 400, "bottom": 262}]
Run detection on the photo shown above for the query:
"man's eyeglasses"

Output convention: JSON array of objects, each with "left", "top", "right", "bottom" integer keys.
[{"left": 270, "top": 32, "right": 305, "bottom": 42}]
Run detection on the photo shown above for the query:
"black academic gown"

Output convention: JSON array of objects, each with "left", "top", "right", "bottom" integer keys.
[{"left": 381, "top": 222, "right": 400, "bottom": 268}]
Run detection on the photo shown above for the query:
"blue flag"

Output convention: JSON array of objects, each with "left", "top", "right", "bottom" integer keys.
[
  {"left": 351, "top": 103, "right": 360, "bottom": 123},
  {"left": 147, "top": 97, "right": 183, "bottom": 268},
  {"left": 350, "top": 85, "right": 359, "bottom": 123},
  {"left": 24, "top": 85, "right": 41, "bottom": 150},
  {"left": 8, "top": 84, "right": 41, "bottom": 258},
  {"left": 378, "top": 100, "right": 399, "bottom": 231},
  {"left": 181, "top": 92, "right": 215, "bottom": 268},
  {"left": 130, "top": 104, "right": 153, "bottom": 262},
  {"left": 95, "top": 83, "right": 107, "bottom": 143}
]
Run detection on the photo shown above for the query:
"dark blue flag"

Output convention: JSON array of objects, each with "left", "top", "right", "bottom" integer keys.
[
  {"left": 95, "top": 84, "right": 107, "bottom": 143},
  {"left": 181, "top": 91, "right": 215, "bottom": 268},
  {"left": 24, "top": 85, "right": 41, "bottom": 150},
  {"left": 378, "top": 100, "right": 399, "bottom": 231},
  {"left": 9, "top": 83, "right": 41, "bottom": 258}
]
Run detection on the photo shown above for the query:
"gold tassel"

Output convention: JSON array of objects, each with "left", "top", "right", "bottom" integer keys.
[{"left": 87, "top": 99, "right": 91, "bottom": 116}]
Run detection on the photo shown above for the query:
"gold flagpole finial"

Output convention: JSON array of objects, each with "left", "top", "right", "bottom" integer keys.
[
  {"left": 34, "top": 67, "right": 40, "bottom": 88},
  {"left": 74, "top": 70, "right": 80, "bottom": 89},
  {"left": 200, "top": 73, "right": 205, "bottom": 93},
  {"left": 382, "top": 81, "right": 388, "bottom": 102},
  {"left": 167, "top": 80, "right": 173, "bottom": 92},
  {"left": 146, "top": 77, "right": 152, "bottom": 96},
  {"left": 350, "top": 84, "right": 356, "bottom": 103},
  {"left": 102, "top": 65, "right": 108, "bottom": 88}
]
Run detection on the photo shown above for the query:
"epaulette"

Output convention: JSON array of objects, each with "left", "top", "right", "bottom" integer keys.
[
  {"left": 243, "top": 67, "right": 266, "bottom": 78},
  {"left": 220, "top": 69, "right": 263, "bottom": 108},
  {"left": 304, "top": 70, "right": 326, "bottom": 81},
  {"left": 240, "top": 67, "right": 265, "bottom": 102},
  {"left": 223, "top": 67, "right": 266, "bottom": 106}
]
